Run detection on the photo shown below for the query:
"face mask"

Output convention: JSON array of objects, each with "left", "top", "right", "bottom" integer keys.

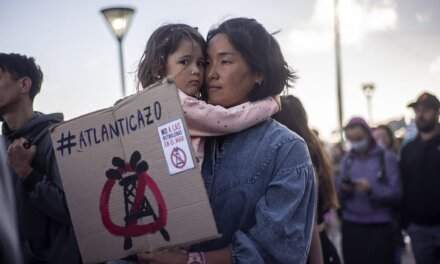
[{"left": 349, "top": 139, "right": 369, "bottom": 153}]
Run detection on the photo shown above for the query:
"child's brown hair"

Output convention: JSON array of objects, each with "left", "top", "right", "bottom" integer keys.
[{"left": 137, "top": 24, "right": 206, "bottom": 89}]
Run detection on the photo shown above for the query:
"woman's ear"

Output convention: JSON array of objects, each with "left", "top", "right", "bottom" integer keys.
[{"left": 254, "top": 73, "right": 264, "bottom": 86}]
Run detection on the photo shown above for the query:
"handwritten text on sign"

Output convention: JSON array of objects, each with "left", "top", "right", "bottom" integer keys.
[{"left": 55, "top": 102, "right": 162, "bottom": 157}]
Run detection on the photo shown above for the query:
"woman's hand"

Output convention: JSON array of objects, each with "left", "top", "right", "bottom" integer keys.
[
  {"left": 353, "top": 178, "right": 371, "bottom": 193},
  {"left": 137, "top": 246, "right": 232, "bottom": 264},
  {"left": 137, "top": 248, "right": 188, "bottom": 264}
]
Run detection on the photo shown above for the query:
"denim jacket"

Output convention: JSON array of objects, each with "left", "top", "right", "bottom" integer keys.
[{"left": 193, "top": 119, "right": 316, "bottom": 264}]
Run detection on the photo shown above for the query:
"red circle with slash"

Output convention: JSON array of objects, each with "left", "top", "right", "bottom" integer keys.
[
  {"left": 170, "top": 147, "right": 186, "bottom": 169},
  {"left": 99, "top": 164, "right": 167, "bottom": 237}
]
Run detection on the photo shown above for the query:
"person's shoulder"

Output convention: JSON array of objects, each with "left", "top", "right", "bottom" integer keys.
[
  {"left": 261, "top": 119, "right": 303, "bottom": 141},
  {"left": 381, "top": 147, "right": 398, "bottom": 163},
  {"left": 32, "top": 112, "right": 64, "bottom": 152},
  {"left": 261, "top": 119, "right": 306, "bottom": 146},
  {"left": 264, "top": 121, "right": 314, "bottom": 173},
  {"left": 400, "top": 136, "right": 419, "bottom": 155},
  {"left": 382, "top": 147, "right": 397, "bottom": 157},
  {"left": 254, "top": 120, "right": 312, "bottom": 166},
  {"left": 34, "top": 112, "right": 64, "bottom": 124},
  {"left": 339, "top": 151, "right": 352, "bottom": 167}
]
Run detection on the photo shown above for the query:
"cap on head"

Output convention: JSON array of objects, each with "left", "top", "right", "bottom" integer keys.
[{"left": 408, "top": 92, "right": 440, "bottom": 110}]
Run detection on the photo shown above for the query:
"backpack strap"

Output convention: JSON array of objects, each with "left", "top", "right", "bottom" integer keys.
[
  {"left": 377, "top": 149, "right": 388, "bottom": 183},
  {"left": 24, "top": 125, "right": 52, "bottom": 176},
  {"left": 342, "top": 154, "right": 353, "bottom": 185}
]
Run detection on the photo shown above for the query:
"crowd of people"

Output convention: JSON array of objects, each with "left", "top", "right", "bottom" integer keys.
[
  {"left": 0, "top": 16, "right": 439, "bottom": 264},
  {"left": 328, "top": 92, "right": 439, "bottom": 264}
]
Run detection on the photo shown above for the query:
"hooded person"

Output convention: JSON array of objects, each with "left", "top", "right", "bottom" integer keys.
[
  {"left": 336, "top": 117, "right": 401, "bottom": 264},
  {"left": 0, "top": 53, "right": 81, "bottom": 263}
]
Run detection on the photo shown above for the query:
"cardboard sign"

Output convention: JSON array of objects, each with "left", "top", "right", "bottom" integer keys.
[{"left": 50, "top": 80, "right": 218, "bottom": 263}]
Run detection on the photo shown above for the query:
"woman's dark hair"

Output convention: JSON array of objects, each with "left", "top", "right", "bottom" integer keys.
[
  {"left": 0, "top": 53, "right": 43, "bottom": 101},
  {"left": 374, "top": 124, "right": 396, "bottom": 151},
  {"left": 137, "top": 24, "right": 206, "bottom": 89},
  {"left": 274, "top": 95, "right": 339, "bottom": 212},
  {"left": 206, "top": 18, "right": 297, "bottom": 101}
]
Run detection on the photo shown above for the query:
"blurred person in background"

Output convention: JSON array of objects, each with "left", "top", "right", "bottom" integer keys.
[
  {"left": 274, "top": 95, "right": 341, "bottom": 264},
  {"left": 373, "top": 124, "right": 399, "bottom": 153},
  {"left": 330, "top": 142, "right": 345, "bottom": 179},
  {"left": 400, "top": 92, "right": 440, "bottom": 264},
  {"left": 373, "top": 124, "right": 405, "bottom": 264},
  {"left": 337, "top": 117, "right": 401, "bottom": 264}
]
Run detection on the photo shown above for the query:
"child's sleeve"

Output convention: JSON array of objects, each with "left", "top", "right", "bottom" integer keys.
[{"left": 179, "top": 90, "right": 280, "bottom": 137}]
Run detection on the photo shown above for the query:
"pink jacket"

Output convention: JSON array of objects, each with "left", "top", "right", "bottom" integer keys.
[{"left": 178, "top": 90, "right": 280, "bottom": 164}]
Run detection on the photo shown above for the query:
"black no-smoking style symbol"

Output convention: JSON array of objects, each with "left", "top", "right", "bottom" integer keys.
[{"left": 170, "top": 147, "right": 186, "bottom": 169}]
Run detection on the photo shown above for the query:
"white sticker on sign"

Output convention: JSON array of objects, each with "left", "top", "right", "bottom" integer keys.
[{"left": 158, "top": 119, "right": 195, "bottom": 175}]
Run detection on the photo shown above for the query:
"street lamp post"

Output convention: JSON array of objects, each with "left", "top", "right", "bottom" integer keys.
[
  {"left": 101, "top": 7, "right": 135, "bottom": 97},
  {"left": 362, "top": 83, "right": 376, "bottom": 124},
  {"left": 334, "top": 0, "right": 344, "bottom": 143}
]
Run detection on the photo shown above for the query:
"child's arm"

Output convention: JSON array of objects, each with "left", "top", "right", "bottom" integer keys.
[{"left": 179, "top": 90, "right": 280, "bottom": 137}]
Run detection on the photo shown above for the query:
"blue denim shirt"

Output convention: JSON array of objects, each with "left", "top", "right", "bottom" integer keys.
[{"left": 192, "top": 119, "right": 316, "bottom": 263}]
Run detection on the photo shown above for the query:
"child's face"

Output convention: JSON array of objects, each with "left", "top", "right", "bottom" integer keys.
[{"left": 166, "top": 39, "right": 205, "bottom": 97}]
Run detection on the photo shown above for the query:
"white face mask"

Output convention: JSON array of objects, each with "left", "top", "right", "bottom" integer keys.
[
  {"left": 376, "top": 139, "right": 386, "bottom": 149},
  {"left": 349, "top": 139, "right": 369, "bottom": 153}
]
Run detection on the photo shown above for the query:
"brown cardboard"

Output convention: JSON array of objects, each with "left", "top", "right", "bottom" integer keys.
[{"left": 50, "top": 80, "right": 218, "bottom": 263}]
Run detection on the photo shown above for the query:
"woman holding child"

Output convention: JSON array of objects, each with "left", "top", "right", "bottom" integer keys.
[{"left": 136, "top": 18, "right": 316, "bottom": 264}]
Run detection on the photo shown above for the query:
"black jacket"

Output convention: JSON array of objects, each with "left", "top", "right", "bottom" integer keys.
[
  {"left": 2, "top": 112, "right": 81, "bottom": 264},
  {"left": 400, "top": 129, "right": 440, "bottom": 227}
]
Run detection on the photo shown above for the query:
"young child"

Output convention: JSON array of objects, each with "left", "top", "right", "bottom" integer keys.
[{"left": 137, "top": 24, "right": 280, "bottom": 163}]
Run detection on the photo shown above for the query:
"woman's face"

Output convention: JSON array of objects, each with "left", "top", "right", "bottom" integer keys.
[
  {"left": 345, "top": 126, "right": 371, "bottom": 153},
  {"left": 345, "top": 126, "right": 368, "bottom": 142},
  {"left": 205, "top": 33, "right": 260, "bottom": 107},
  {"left": 373, "top": 128, "right": 391, "bottom": 148},
  {"left": 166, "top": 39, "right": 205, "bottom": 97}
]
